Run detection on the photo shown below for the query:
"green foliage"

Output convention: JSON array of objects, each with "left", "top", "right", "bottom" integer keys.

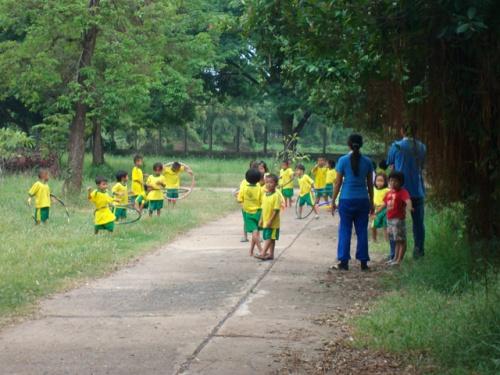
[
  {"left": 355, "top": 206, "right": 500, "bottom": 374},
  {"left": 0, "top": 128, "right": 34, "bottom": 159}
]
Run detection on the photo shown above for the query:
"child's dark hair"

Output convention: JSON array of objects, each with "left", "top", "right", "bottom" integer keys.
[
  {"left": 328, "top": 159, "right": 336, "bottom": 168},
  {"left": 153, "top": 162, "right": 163, "bottom": 171},
  {"left": 171, "top": 161, "right": 181, "bottom": 170},
  {"left": 266, "top": 174, "right": 279, "bottom": 184},
  {"left": 374, "top": 172, "right": 388, "bottom": 188},
  {"left": 258, "top": 160, "right": 268, "bottom": 173},
  {"left": 347, "top": 133, "right": 363, "bottom": 176},
  {"left": 389, "top": 171, "right": 405, "bottom": 185},
  {"left": 282, "top": 159, "right": 290, "bottom": 165},
  {"left": 116, "top": 170, "right": 128, "bottom": 182},
  {"left": 379, "top": 159, "right": 388, "bottom": 170},
  {"left": 245, "top": 168, "right": 261, "bottom": 184},
  {"left": 95, "top": 176, "right": 108, "bottom": 185},
  {"left": 133, "top": 154, "right": 143, "bottom": 163},
  {"left": 295, "top": 163, "right": 305, "bottom": 171},
  {"left": 38, "top": 168, "right": 49, "bottom": 178}
]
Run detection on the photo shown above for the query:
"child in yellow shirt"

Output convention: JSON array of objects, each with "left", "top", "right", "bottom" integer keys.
[
  {"left": 295, "top": 164, "right": 320, "bottom": 219},
  {"left": 372, "top": 172, "right": 390, "bottom": 242},
  {"left": 131, "top": 154, "right": 146, "bottom": 203},
  {"left": 88, "top": 176, "right": 117, "bottom": 234},
  {"left": 28, "top": 169, "right": 51, "bottom": 224},
  {"left": 163, "top": 161, "right": 193, "bottom": 207},
  {"left": 237, "top": 168, "right": 264, "bottom": 257},
  {"left": 258, "top": 174, "right": 283, "bottom": 260},
  {"left": 112, "top": 170, "right": 129, "bottom": 222},
  {"left": 279, "top": 160, "right": 294, "bottom": 207},
  {"left": 146, "top": 162, "right": 166, "bottom": 217},
  {"left": 237, "top": 160, "right": 260, "bottom": 242},
  {"left": 312, "top": 156, "right": 329, "bottom": 204},
  {"left": 325, "top": 160, "right": 337, "bottom": 200}
]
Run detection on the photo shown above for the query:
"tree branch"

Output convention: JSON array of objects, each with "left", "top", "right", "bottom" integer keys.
[{"left": 293, "top": 111, "right": 312, "bottom": 135}]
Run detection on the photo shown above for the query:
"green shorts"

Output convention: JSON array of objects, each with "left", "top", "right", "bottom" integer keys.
[
  {"left": 282, "top": 188, "right": 294, "bottom": 198},
  {"left": 315, "top": 188, "right": 326, "bottom": 197},
  {"left": 166, "top": 189, "right": 179, "bottom": 199},
  {"left": 244, "top": 210, "right": 261, "bottom": 233},
  {"left": 149, "top": 199, "right": 164, "bottom": 212},
  {"left": 135, "top": 195, "right": 149, "bottom": 208},
  {"left": 263, "top": 228, "right": 280, "bottom": 241},
  {"left": 372, "top": 207, "right": 387, "bottom": 229},
  {"left": 34, "top": 207, "right": 49, "bottom": 223},
  {"left": 299, "top": 193, "right": 313, "bottom": 207},
  {"left": 95, "top": 221, "right": 115, "bottom": 232},
  {"left": 113, "top": 207, "right": 127, "bottom": 219},
  {"left": 325, "top": 183, "right": 334, "bottom": 197}
]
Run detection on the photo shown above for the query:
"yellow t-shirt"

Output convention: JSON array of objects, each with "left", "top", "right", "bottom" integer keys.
[
  {"left": 89, "top": 190, "right": 115, "bottom": 225},
  {"left": 374, "top": 187, "right": 390, "bottom": 207},
  {"left": 326, "top": 169, "right": 337, "bottom": 185},
  {"left": 112, "top": 182, "right": 129, "bottom": 206},
  {"left": 28, "top": 181, "right": 51, "bottom": 208},
  {"left": 279, "top": 168, "right": 294, "bottom": 189},
  {"left": 237, "top": 183, "right": 262, "bottom": 214},
  {"left": 312, "top": 166, "right": 328, "bottom": 189},
  {"left": 261, "top": 191, "right": 283, "bottom": 229},
  {"left": 131, "top": 166, "right": 144, "bottom": 196},
  {"left": 163, "top": 165, "right": 185, "bottom": 188},
  {"left": 146, "top": 175, "right": 166, "bottom": 201},
  {"left": 260, "top": 181, "right": 267, "bottom": 195},
  {"left": 298, "top": 174, "right": 314, "bottom": 197}
]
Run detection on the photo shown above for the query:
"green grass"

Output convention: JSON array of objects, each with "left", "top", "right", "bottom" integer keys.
[
  {"left": 354, "top": 205, "right": 500, "bottom": 374},
  {"left": 0, "top": 156, "right": 246, "bottom": 321}
]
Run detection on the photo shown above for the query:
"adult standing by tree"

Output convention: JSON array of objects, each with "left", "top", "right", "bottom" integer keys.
[
  {"left": 387, "top": 125, "right": 427, "bottom": 259},
  {"left": 331, "top": 134, "right": 374, "bottom": 271}
]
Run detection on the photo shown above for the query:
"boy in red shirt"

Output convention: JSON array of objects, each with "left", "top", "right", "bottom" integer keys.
[{"left": 384, "top": 171, "right": 413, "bottom": 265}]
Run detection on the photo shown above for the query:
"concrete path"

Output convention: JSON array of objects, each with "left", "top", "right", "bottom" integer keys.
[{"left": 0, "top": 206, "right": 377, "bottom": 375}]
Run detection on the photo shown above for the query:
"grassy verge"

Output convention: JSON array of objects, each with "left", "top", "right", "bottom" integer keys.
[
  {"left": 0, "top": 160, "right": 240, "bottom": 321},
  {"left": 354, "top": 205, "right": 500, "bottom": 374}
]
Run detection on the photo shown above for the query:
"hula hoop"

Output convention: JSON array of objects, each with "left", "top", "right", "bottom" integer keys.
[
  {"left": 113, "top": 204, "right": 142, "bottom": 225},
  {"left": 50, "top": 194, "right": 70, "bottom": 223},
  {"left": 278, "top": 177, "right": 295, "bottom": 189},
  {"left": 164, "top": 161, "right": 195, "bottom": 200},
  {"left": 295, "top": 193, "right": 315, "bottom": 219}
]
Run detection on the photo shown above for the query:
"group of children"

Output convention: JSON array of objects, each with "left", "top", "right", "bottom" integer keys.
[
  {"left": 236, "top": 157, "right": 413, "bottom": 266},
  {"left": 27, "top": 155, "right": 192, "bottom": 235},
  {"left": 236, "top": 157, "right": 337, "bottom": 261}
]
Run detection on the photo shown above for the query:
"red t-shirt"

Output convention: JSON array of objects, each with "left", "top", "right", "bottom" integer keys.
[{"left": 384, "top": 188, "right": 411, "bottom": 219}]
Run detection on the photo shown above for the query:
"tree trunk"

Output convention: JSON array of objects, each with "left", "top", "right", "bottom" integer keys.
[
  {"left": 209, "top": 122, "right": 213, "bottom": 154},
  {"left": 66, "top": 0, "right": 100, "bottom": 194},
  {"left": 91, "top": 118, "right": 104, "bottom": 166},
  {"left": 278, "top": 108, "right": 294, "bottom": 151}
]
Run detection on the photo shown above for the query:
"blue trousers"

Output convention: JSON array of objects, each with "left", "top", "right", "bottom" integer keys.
[
  {"left": 389, "top": 197, "right": 425, "bottom": 259},
  {"left": 337, "top": 199, "right": 370, "bottom": 262}
]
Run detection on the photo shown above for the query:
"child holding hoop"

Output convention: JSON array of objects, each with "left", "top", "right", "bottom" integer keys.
[
  {"left": 163, "top": 161, "right": 193, "bottom": 207},
  {"left": 88, "top": 176, "right": 117, "bottom": 234},
  {"left": 28, "top": 169, "right": 51, "bottom": 225},
  {"left": 112, "top": 170, "right": 129, "bottom": 222},
  {"left": 146, "top": 163, "right": 166, "bottom": 217},
  {"left": 279, "top": 160, "right": 294, "bottom": 207},
  {"left": 295, "top": 164, "right": 319, "bottom": 219}
]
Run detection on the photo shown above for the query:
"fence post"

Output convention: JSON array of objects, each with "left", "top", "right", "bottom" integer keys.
[
  {"left": 184, "top": 126, "right": 188, "bottom": 155},
  {"left": 209, "top": 122, "right": 213, "bottom": 154},
  {"left": 264, "top": 125, "right": 268, "bottom": 154},
  {"left": 322, "top": 126, "right": 327, "bottom": 154},
  {"left": 236, "top": 126, "right": 241, "bottom": 154}
]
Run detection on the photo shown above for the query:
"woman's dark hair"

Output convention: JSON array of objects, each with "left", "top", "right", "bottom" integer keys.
[
  {"left": 116, "top": 170, "right": 128, "bottom": 182},
  {"left": 379, "top": 159, "right": 388, "bottom": 170},
  {"left": 258, "top": 160, "right": 268, "bottom": 173},
  {"left": 374, "top": 172, "right": 388, "bottom": 188},
  {"left": 245, "top": 168, "right": 262, "bottom": 184},
  {"left": 347, "top": 134, "right": 363, "bottom": 176},
  {"left": 389, "top": 171, "right": 405, "bottom": 185}
]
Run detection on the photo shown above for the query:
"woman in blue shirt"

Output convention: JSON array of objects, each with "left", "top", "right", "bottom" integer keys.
[{"left": 332, "top": 134, "right": 374, "bottom": 270}]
